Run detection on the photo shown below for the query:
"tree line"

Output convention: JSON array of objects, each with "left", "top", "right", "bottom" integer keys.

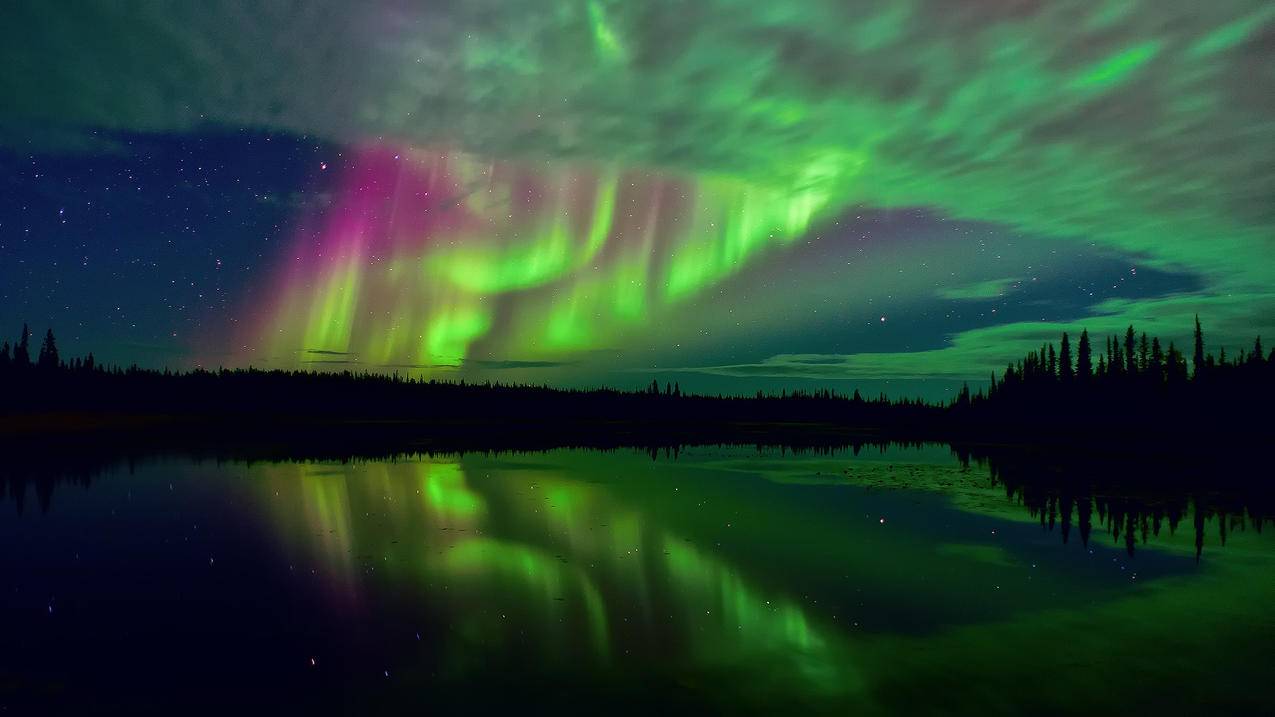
[
  {"left": 0, "top": 323, "right": 939, "bottom": 433},
  {"left": 1, "top": 317, "right": 1269, "bottom": 443},
  {"left": 948, "top": 316, "right": 1272, "bottom": 439},
  {"left": 954, "top": 316, "right": 1269, "bottom": 401},
  {"left": 0, "top": 324, "right": 76, "bottom": 372}
]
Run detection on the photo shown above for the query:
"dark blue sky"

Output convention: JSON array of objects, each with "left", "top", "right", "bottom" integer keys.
[{"left": 1, "top": 131, "right": 331, "bottom": 364}]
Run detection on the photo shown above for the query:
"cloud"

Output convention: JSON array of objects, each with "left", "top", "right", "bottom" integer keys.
[
  {"left": 5, "top": 4, "right": 1268, "bottom": 266},
  {"left": 464, "top": 359, "right": 578, "bottom": 369},
  {"left": 298, "top": 357, "right": 574, "bottom": 370},
  {"left": 681, "top": 353, "right": 991, "bottom": 382},
  {"left": 682, "top": 290, "right": 1275, "bottom": 382},
  {"left": 5, "top": 1, "right": 1273, "bottom": 376},
  {"left": 938, "top": 277, "right": 1021, "bottom": 301}
]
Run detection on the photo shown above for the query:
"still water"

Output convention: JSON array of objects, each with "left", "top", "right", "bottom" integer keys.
[{"left": 2, "top": 445, "right": 1273, "bottom": 714}]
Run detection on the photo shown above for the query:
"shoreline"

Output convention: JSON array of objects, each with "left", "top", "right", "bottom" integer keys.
[{"left": 2, "top": 410, "right": 1266, "bottom": 461}]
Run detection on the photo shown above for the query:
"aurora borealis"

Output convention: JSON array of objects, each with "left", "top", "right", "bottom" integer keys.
[
  {"left": 2, "top": 1, "right": 1273, "bottom": 395},
  {"left": 253, "top": 145, "right": 832, "bottom": 370}
]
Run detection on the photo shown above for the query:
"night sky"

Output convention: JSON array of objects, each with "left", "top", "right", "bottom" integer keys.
[{"left": 2, "top": 1, "right": 1272, "bottom": 398}]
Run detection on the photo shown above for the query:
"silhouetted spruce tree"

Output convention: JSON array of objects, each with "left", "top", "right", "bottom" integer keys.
[
  {"left": 1077, "top": 330, "right": 1092, "bottom": 382},
  {"left": 1252, "top": 337, "right": 1264, "bottom": 366},
  {"left": 1047, "top": 344, "right": 1057, "bottom": 377},
  {"left": 0, "top": 341, "right": 9, "bottom": 370},
  {"left": 1059, "top": 332, "right": 1073, "bottom": 383},
  {"left": 1166, "top": 342, "right": 1187, "bottom": 384},
  {"left": 1138, "top": 332, "right": 1150, "bottom": 374},
  {"left": 1149, "top": 337, "right": 1164, "bottom": 384},
  {"left": 13, "top": 324, "right": 31, "bottom": 367},
  {"left": 1193, "top": 315, "right": 1205, "bottom": 379},
  {"left": 37, "top": 329, "right": 59, "bottom": 370},
  {"left": 1124, "top": 326, "right": 1137, "bottom": 376}
]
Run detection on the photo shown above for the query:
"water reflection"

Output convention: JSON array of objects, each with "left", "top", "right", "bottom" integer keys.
[
  {"left": 4, "top": 442, "right": 1271, "bottom": 563},
  {"left": 962, "top": 447, "right": 1274, "bottom": 560},
  {"left": 4, "top": 438, "right": 1269, "bottom": 566},
  {"left": 2, "top": 443, "right": 1273, "bottom": 713},
  {"left": 250, "top": 458, "right": 850, "bottom": 695}
]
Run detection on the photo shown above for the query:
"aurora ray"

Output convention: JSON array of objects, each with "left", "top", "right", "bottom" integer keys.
[{"left": 249, "top": 145, "right": 841, "bottom": 369}]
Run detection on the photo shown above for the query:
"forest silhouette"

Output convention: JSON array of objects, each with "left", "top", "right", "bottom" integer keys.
[
  {"left": 1, "top": 317, "right": 1271, "bottom": 446},
  {"left": 3, "top": 314, "right": 1272, "bottom": 559}
]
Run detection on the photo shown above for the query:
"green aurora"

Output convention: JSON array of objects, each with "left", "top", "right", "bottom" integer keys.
[{"left": 1, "top": 1, "right": 1272, "bottom": 391}]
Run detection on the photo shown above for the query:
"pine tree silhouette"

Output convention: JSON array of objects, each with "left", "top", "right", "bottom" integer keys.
[
  {"left": 37, "top": 329, "right": 60, "bottom": 370},
  {"left": 1059, "top": 332, "right": 1073, "bottom": 383},
  {"left": 1166, "top": 342, "right": 1186, "bottom": 383},
  {"left": 1077, "top": 330, "right": 1092, "bottom": 381},
  {"left": 1193, "top": 315, "right": 1205, "bottom": 379},
  {"left": 13, "top": 324, "right": 31, "bottom": 367},
  {"left": 1124, "top": 326, "right": 1137, "bottom": 376},
  {"left": 1149, "top": 337, "right": 1164, "bottom": 383}
]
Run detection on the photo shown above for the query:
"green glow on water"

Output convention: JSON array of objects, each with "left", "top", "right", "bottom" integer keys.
[{"left": 223, "top": 447, "right": 1275, "bottom": 711}]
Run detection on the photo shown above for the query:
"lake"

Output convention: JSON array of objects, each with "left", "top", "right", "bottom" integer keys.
[{"left": 2, "top": 444, "right": 1273, "bottom": 714}]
